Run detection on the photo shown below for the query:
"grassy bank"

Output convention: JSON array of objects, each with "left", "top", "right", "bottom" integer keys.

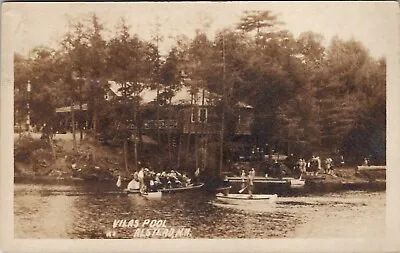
[
  {"left": 14, "top": 132, "right": 218, "bottom": 182},
  {"left": 13, "top": 133, "right": 386, "bottom": 190},
  {"left": 14, "top": 133, "right": 125, "bottom": 181}
]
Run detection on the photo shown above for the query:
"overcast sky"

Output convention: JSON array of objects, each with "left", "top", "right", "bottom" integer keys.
[{"left": 5, "top": 2, "right": 397, "bottom": 59}]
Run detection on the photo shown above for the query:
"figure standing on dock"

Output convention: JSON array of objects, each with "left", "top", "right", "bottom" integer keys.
[
  {"left": 272, "top": 160, "right": 282, "bottom": 179},
  {"left": 248, "top": 168, "right": 255, "bottom": 197},
  {"left": 241, "top": 169, "right": 246, "bottom": 189}
]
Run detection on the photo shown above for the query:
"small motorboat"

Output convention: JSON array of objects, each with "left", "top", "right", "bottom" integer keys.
[{"left": 215, "top": 193, "right": 278, "bottom": 204}]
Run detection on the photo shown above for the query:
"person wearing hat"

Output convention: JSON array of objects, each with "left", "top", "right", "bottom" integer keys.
[
  {"left": 143, "top": 168, "right": 152, "bottom": 191},
  {"left": 160, "top": 171, "right": 168, "bottom": 188},
  {"left": 154, "top": 173, "right": 162, "bottom": 189},
  {"left": 169, "top": 170, "right": 178, "bottom": 187},
  {"left": 182, "top": 173, "right": 191, "bottom": 187}
]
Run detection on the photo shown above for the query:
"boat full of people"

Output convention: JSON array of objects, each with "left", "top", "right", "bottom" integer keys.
[
  {"left": 159, "top": 183, "right": 204, "bottom": 193},
  {"left": 121, "top": 167, "right": 203, "bottom": 195}
]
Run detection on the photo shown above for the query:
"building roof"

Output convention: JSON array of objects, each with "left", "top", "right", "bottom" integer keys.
[
  {"left": 236, "top": 101, "right": 253, "bottom": 109},
  {"left": 56, "top": 104, "right": 88, "bottom": 113},
  {"left": 108, "top": 81, "right": 253, "bottom": 108}
]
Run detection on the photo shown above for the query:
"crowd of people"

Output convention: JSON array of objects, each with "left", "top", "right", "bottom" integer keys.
[
  {"left": 294, "top": 156, "right": 336, "bottom": 176},
  {"left": 121, "top": 167, "right": 200, "bottom": 193},
  {"left": 233, "top": 154, "right": 342, "bottom": 179}
]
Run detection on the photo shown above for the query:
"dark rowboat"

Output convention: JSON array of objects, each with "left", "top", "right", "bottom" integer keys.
[
  {"left": 209, "top": 185, "right": 232, "bottom": 195},
  {"left": 124, "top": 183, "right": 204, "bottom": 195},
  {"left": 215, "top": 186, "right": 232, "bottom": 192},
  {"left": 159, "top": 183, "right": 204, "bottom": 193}
]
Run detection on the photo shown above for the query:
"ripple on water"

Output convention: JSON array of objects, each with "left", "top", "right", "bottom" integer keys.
[{"left": 14, "top": 183, "right": 385, "bottom": 239}]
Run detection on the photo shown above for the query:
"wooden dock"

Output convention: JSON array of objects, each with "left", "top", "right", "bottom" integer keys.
[
  {"left": 227, "top": 176, "right": 293, "bottom": 184},
  {"left": 356, "top": 166, "right": 386, "bottom": 172}
]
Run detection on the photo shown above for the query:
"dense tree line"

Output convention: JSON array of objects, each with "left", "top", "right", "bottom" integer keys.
[{"left": 14, "top": 11, "right": 386, "bottom": 168}]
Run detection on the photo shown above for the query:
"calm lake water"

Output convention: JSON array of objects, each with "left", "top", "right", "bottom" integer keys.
[{"left": 14, "top": 180, "right": 385, "bottom": 239}]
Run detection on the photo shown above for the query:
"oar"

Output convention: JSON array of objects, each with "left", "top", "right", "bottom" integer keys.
[{"left": 238, "top": 185, "right": 248, "bottom": 194}]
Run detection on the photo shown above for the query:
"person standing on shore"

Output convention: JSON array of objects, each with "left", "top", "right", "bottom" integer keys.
[
  {"left": 316, "top": 156, "right": 322, "bottom": 174},
  {"left": 298, "top": 158, "right": 306, "bottom": 175},
  {"left": 138, "top": 167, "right": 145, "bottom": 194},
  {"left": 325, "top": 157, "right": 333, "bottom": 175},
  {"left": 309, "top": 156, "right": 319, "bottom": 176},
  {"left": 194, "top": 167, "right": 200, "bottom": 184},
  {"left": 116, "top": 175, "right": 122, "bottom": 188},
  {"left": 340, "top": 155, "right": 345, "bottom": 167}
]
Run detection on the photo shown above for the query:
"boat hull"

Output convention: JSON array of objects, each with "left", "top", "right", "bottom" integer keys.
[
  {"left": 124, "top": 189, "right": 162, "bottom": 199},
  {"left": 125, "top": 189, "right": 140, "bottom": 194},
  {"left": 124, "top": 183, "right": 204, "bottom": 195},
  {"left": 159, "top": 183, "right": 204, "bottom": 193},
  {"left": 226, "top": 176, "right": 305, "bottom": 194},
  {"left": 141, "top": 191, "right": 162, "bottom": 199},
  {"left": 214, "top": 186, "right": 232, "bottom": 193},
  {"left": 216, "top": 193, "right": 278, "bottom": 204}
]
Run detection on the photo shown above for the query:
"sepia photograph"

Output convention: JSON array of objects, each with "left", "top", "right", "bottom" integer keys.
[{"left": 1, "top": 1, "right": 399, "bottom": 252}]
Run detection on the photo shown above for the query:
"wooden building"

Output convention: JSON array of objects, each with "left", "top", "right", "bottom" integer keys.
[{"left": 104, "top": 81, "right": 254, "bottom": 138}]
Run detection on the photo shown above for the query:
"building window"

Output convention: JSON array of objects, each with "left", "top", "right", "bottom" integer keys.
[
  {"left": 199, "top": 108, "right": 207, "bottom": 123},
  {"left": 190, "top": 108, "right": 197, "bottom": 123},
  {"left": 191, "top": 108, "right": 207, "bottom": 123}
]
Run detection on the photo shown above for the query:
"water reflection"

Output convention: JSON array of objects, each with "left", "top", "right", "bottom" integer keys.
[
  {"left": 14, "top": 184, "right": 77, "bottom": 238},
  {"left": 14, "top": 182, "right": 385, "bottom": 239}
]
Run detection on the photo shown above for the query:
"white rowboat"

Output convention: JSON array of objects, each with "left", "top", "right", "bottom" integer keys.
[{"left": 216, "top": 193, "right": 278, "bottom": 204}]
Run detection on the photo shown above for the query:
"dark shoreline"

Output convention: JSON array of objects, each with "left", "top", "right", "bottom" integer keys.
[{"left": 14, "top": 175, "right": 386, "bottom": 195}]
